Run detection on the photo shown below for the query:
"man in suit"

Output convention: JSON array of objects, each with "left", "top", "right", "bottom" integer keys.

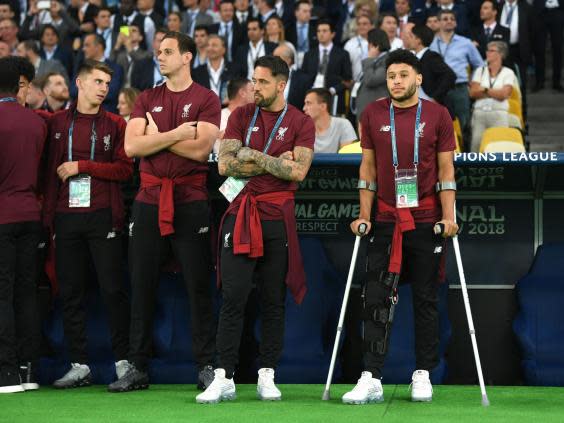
[
  {"left": 234, "top": 0, "right": 252, "bottom": 25},
  {"left": 73, "top": 33, "right": 124, "bottom": 113},
  {"left": 209, "top": 0, "right": 245, "bottom": 62},
  {"left": 181, "top": 0, "right": 214, "bottom": 36},
  {"left": 111, "top": 24, "right": 152, "bottom": 87},
  {"left": 436, "top": 0, "right": 471, "bottom": 36},
  {"left": 301, "top": 19, "right": 352, "bottom": 115},
  {"left": 533, "top": 0, "right": 564, "bottom": 91},
  {"left": 192, "top": 34, "right": 233, "bottom": 104},
  {"left": 232, "top": 17, "right": 277, "bottom": 79},
  {"left": 403, "top": 23, "right": 456, "bottom": 107},
  {"left": 274, "top": 0, "right": 294, "bottom": 28},
  {"left": 95, "top": 7, "right": 116, "bottom": 59},
  {"left": 137, "top": 0, "right": 164, "bottom": 29},
  {"left": 274, "top": 43, "right": 312, "bottom": 110},
  {"left": 499, "top": 0, "right": 534, "bottom": 115},
  {"left": 285, "top": 0, "right": 317, "bottom": 67},
  {"left": 130, "top": 28, "right": 167, "bottom": 91},
  {"left": 255, "top": 0, "right": 277, "bottom": 24},
  {"left": 471, "top": 0, "right": 509, "bottom": 58},
  {"left": 16, "top": 40, "right": 69, "bottom": 81},
  {"left": 39, "top": 24, "right": 74, "bottom": 78}
]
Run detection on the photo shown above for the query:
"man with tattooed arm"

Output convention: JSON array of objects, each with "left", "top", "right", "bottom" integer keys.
[{"left": 196, "top": 55, "right": 315, "bottom": 404}]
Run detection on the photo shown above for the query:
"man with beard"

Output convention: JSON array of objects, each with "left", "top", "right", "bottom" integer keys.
[
  {"left": 108, "top": 31, "right": 220, "bottom": 393},
  {"left": 42, "top": 72, "right": 71, "bottom": 113},
  {"left": 343, "top": 49, "right": 457, "bottom": 405},
  {"left": 196, "top": 55, "right": 314, "bottom": 404}
]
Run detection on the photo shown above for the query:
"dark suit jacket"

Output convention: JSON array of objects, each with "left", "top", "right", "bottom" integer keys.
[
  {"left": 285, "top": 21, "right": 317, "bottom": 53},
  {"left": 471, "top": 23, "right": 510, "bottom": 58},
  {"left": 420, "top": 49, "right": 456, "bottom": 105},
  {"left": 232, "top": 41, "right": 278, "bottom": 78},
  {"left": 130, "top": 56, "right": 159, "bottom": 92},
  {"left": 40, "top": 45, "right": 74, "bottom": 78},
  {"left": 276, "top": 0, "right": 296, "bottom": 28},
  {"left": 499, "top": 0, "right": 535, "bottom": 64},
  {"left": 286, "top": 69, "right": 313, "bottom": 111},
  {"left": 209, "top": 21, "right": 245, "bottom": 61},
  {"left": 192, "top": 62, "right": 233, "bottom": 104},
  {"left": 301, "top": 45, "right": 352, "bottom": 113}
]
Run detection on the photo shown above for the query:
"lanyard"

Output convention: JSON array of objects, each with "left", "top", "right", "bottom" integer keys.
[
  {"left": 0, "top": 97, "right": 17, "bottom": 103},
  {"left": 437, "top": 38, "right": 451, "bottom": 58},
  {"left": 357, "top": 36, "right": 367, "bottom": 59},
  {"left": 68, "top": 113, "right": 97, "bottom": 162},
  {"left": 249, "top": 41, "right": 263, "bottom": 65},
  {"left": 389, "top": 99, "right": 422, "bottom": 170},
  {"left": 244, "top": 104, "right": 288, "bottom": 154}
]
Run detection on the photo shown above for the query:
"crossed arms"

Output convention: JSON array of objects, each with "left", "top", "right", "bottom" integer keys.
[{"left": 217, "top": 138, "right": 314, "bottom": 182}]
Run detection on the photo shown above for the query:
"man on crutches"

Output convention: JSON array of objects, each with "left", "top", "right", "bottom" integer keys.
[{"left": 344, "top": 49, "right": 458, "bottom": 404}]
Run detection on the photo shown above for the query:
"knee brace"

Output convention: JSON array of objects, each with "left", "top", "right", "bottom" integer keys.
[{"left": 362, "top": 269, "right": 400, "bottom": 356}]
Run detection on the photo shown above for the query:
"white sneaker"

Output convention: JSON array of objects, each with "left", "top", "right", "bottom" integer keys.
[
  {"left": 257, "top": 368, "right": 281, "bottom": 401},
  {"left": 196, "top": 369, "right": 236, "bottom": 404},
  {"left": 342, "top": 371, "right": 384, "bottom": 405},
  {"left": 115, "top": 360, "right": 132, "bottom": 380},
  {"left": 410, "top": 370, "right": 433, "bottom": 402}
]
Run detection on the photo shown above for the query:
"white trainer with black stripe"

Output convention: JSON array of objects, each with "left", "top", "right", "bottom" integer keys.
[
  {"left": 410, "top": 370, "right": 433, "bottom": 402},
  {"left": 342, "top": 371, "right": 384, "bottom": 405}
]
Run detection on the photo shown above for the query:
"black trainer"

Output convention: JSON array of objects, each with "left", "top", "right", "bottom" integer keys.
[
  {"left": 19, "top": 362, "right": 39, "bottom": 391},
  {"left": 198, "top": 365, "right": 214, "bottom": 391},
  {"left": 0, "top": 369, "right": 24, "bottom": 394},
  {"left": 107, "top": 364, "right": 149, "bottom": 392}
]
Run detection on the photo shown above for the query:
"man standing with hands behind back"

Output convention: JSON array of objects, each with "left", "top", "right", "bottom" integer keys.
[
  {"left": 344, "top": 49, "right": 458, "bottom": 405},
  {"left": 108, "top": 31, "right": 220, "bottom": 393}
]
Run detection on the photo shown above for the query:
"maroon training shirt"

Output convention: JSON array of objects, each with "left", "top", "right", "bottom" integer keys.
[
  {"left": 130, "top": 82, "right": 221, "bottom": 205},
  {"left": 360, "top": 98, "right": 455, "bottom": 222},
  {"left": 0, "top": 98, "right": 47, "bottom": 225},
  {"left": 223, "top": 103, "right": 315, "bottom": 206},
  {"left": 43, "top": 107, "right": 132, "bottom": 228}
]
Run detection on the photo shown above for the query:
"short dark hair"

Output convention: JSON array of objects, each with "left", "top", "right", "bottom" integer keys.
[
  {"left": 0, "top": 0, "right": 14, "bottom": 12},
  {"left": 294, "top": 0, "right": 310, "bottom": 11},
  {"left": 87, "top": 33, "right": 106, "bottom": 50},
  {"left": 0, "top": 57, "right": 20, "bottom": 94},
  {"left": 254, "top": 55, "right": 289, "bottom": 81},
  {"left": 385, "top": 49, "right": 421, "bottom": 73},
  {"left": 247, "top": 16, "right": 263, "bottom": 30},
  {"left": 21, "top": 39, "right": 40, "bottom": 55},
  {"left": 194, "top": 24, "right": 209, "bottom": 34},
  {"left": 481, "top": 0, "right": 498, "bottom": 13},
  {"left": 411, "top": 24, "right": 434, "bottom": 47},
  {"left": 378, "top": 12, "right": 399, "bottom": 27},
  {"left": 168, "top": 11, "right": 183, "bottom": 21},
  {"left": 208, "top": 34, "right": 226, "bottom": 48},
  {"left": 316, "top": 18, "right": 334, "bottom": 33},
  {"left": 161, "top": 31, "right": 197, "bottom": 56},
  {"left": 77, "top": 59, "right": 114, "bottom": 78},
  {"left": 219, "top": 0, "right": 234, "bottom": 8},
  {"left": 263, "top": 0, "right": 276, "bottom": 9},
  {"left": 227, "top": 77, "right": 251, "bottom": 100},
  {"left": 95, "top": 6, "right": 112, "bottom": 17},
  {"left": 42, "top": 71, "right": 66, "bottom": 89},
  {"left": 438, "top": 9, "right": 456, "bottom": 20},
  {"left": 40, "top": 23, "right": 60, "bottom": 41},
  {"left": 306, "top": 88, "right": 332, "bottom": 109},
  {"left": 367, "top": 28, "right": 390, "bottom": 52},
  {"left": 13, "top": 56, "right": 35, "bottom": 83}
]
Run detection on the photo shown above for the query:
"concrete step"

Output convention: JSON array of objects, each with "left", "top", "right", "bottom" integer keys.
[{"left": 528, "top": 123, "right": 564, "bottom": 136}]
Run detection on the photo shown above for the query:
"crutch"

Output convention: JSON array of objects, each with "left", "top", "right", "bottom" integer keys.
[
  {"left": 434, "top": 218, "right": 490, "bottom": 407},
  {"left": 322, "top": 223, "right": 367, "bottom": 401}
]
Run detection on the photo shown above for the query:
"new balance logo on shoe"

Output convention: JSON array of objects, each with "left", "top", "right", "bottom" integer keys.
[
  {"left": 129, "top": 222, "right": 134, "bottom": 237},
  {"left": 198, "top": 227, "right": 209, "bottom": 234},
  {"left": 433, "top": 246, "right": 443, "bottom": 254},
  {"left": 107, "top": 231, "right": 116, "bottom": 239},
  {"left": 224, "top": 233, "right": 231, "bottom": 248}
]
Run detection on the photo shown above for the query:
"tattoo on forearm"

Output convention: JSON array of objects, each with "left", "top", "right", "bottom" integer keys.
[
  {"left": 252, "top": 147, "right": 314, "bottom": 181},
  {"left": 218, "top": 138, "right": 266, "bottom": 178}
]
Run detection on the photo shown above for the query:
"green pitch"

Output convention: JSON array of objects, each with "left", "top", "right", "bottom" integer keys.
[{"left": 2, "top": 385, "right": 563, "bottom": 423}]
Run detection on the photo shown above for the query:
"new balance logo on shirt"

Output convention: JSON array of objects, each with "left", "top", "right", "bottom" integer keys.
[{"left": 151, "top": 106, "right": 163, "bottom": 113}]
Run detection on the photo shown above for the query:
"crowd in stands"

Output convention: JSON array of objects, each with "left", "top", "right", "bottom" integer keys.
[{"left": 0, "top": 0, "right": 559, "bottom": 151}]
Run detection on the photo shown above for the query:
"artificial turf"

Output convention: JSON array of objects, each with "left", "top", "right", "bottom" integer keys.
[{"left": 1, "top": 384, "right": 563, "bottom": 423}]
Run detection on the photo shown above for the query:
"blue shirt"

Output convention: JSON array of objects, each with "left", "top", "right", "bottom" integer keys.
[{"left": 430, "top": 34, "right": 484, "bottom": 84}]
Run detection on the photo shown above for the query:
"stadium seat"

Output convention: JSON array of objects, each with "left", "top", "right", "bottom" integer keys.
[
  {"left": 479, "top": 127, "right": 525, "bottom": 153},
  {"left": 508, "top": 98, "right": 525, "bottom": 128},
  {"left": 514, "top": 243, "right": 564, "bottom": 386},
  {"left": 455, "top": 131, "right": 462, "bottom": 153},
  {"left": 453, "top": 118, "right": 463, "bottom": 146},
  {"left": 508, "top": 113, "right": 523, "bottom": 130},
  {"left": 338, "top": 142, "right": 362, "bottom": 153}
]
